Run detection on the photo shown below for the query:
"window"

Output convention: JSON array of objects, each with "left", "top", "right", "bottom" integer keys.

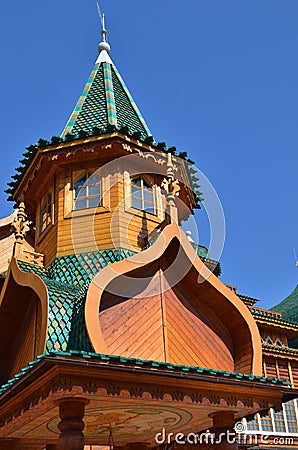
[
  {"left": 39, "top": 191, "right": 52, "bottom": 234},
  {"left": 261, "top": 414, "right": 273, "bottom": 432},
  {"left": 131, "top": 177, "right": 155, "bottom": 214},
  {"left": 284, "top": 401, "right": 298, "bottom": 433},
  {"left": 246, "top": 417, "right": 259, "bottom": 431},
  {"left": 73, "top": 171, "right": 101, "bottom": 210},
  {"left": 273, "top": 410, "right": 286, "bottom": 432}
]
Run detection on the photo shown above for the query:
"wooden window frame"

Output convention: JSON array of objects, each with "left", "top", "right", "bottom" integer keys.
[
  {"left": 73, "top": 170, "right": 102, "bottom": 211},
  {"left": 64, "top": 169, "right": 110, "bottom": 218},
  {"left": 131, "top": 176, "right": 156, "bottom": 215},
  {"left": 37, "top": 187, "right": 54, "bottom": 238},
  {"left": 123, "top": 171, "right": 164, "bottom": 222}
]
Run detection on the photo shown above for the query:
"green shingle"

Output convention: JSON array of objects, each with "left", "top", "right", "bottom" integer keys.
[
  {"left": 271, "top": 285, "right": 298, "bottom": 347},
  {"left": 17, "top": 248, "right": 136, "bottom": 354},
  {"left": 61, "top": 56, "right": 152, "bottom": 139},
  {"left": 0, "top": 350, "right": 290, "bottom": 396},
  {"left": 272, "top": 285, "right": 298, "bottom": 323}
]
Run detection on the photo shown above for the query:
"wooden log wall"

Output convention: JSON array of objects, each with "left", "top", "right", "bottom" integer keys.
[
  {"left": 35, "top": 167, "right": 163, "bottom": 266},
  {"left": 263, "top": 357, "right": 298, "bottom": 387}
]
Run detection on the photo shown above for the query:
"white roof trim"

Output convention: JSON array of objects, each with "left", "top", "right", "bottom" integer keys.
[{"left": 95, "top": 50, "right": 114, "bottom": 65}]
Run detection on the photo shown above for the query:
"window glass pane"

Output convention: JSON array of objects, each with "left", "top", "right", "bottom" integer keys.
[
  {"left": 132, "top": 187, "right": 142, "bottom": 198},
  {"left": 246, "top": 418, "right": 259, "bottom": 431},
  {"left": 89, "top": 184, "right": 100, "bottom": 196},
  {"left": 40, "top": 191, "right": 52, "bottom": 233},
  {"left": 73, "top": 171, "right": 101, "bottom": 210},
  {"left": 284, "top": 401, "right": 298, "bottom": 432},
  {"left": 74, "top": 175, "right": 86, "bottom": 188},
  {"left": 273, "top": 411, "right": 285, "bottom": 432},
  {"left": 75, "top": 187, "right": 86, "bottom": 198},
  {"left": 144, "top": 204, "right": 155, "bottom": 214},
  {"left": 131, "top": 177, "right": 155, "bottom": 214},
  {"left": 74, "top": 199, "right": 87, "bottom": 210},
  {"left": 88, "top": 197, "right": 100, "bottom": 208},
  {"left": 132, "top": 197, "right": 142, "bottom": 210},
  {"left": 89, "top": 173, "right": 100, "bottom": 184},
  {"left": 144, "top": 190, "right": 153, "bottom": 202},
  {"left": 132, "top": 178, "right": 142, "bottom": 188},
  {"left": 261, "top": 415, "right": 273, "bottom": 432}
]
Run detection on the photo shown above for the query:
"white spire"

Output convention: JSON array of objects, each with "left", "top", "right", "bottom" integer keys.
[{"left": 96, "top": 3, "right": 113, "bottom": 65}]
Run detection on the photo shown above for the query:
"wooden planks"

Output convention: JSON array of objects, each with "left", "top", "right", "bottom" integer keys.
[
  {"left": 98, "top": 269, "right": 235, "bottom": 370},
  {"left": 165, "top": 283, "right": 234, "bottom": 370},
  {"left": 52, "top": 168, "right": 161, "bottom": 260},
  {"left": 99, "top": 292, "right": 165, "bottom": 362}
]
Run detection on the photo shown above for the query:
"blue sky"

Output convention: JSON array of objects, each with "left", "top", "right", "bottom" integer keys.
[{"left": 0, "top": 1, "right": 297, "bottom": 308}]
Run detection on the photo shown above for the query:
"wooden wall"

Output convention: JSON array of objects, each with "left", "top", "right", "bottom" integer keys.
[
  {"left": 0, "top": 225, "right": 34, "bottom": 274},
  {"left": 35, "top": 166, "right": 163, "bottom": 266},
  {"left": 0, "top": 278, "right": 42, "bottom": 384},
  {"left": 99, "top": 268, "right": 235, "bottom": 370},
  {"left": 263, "top": 357, "right": 298, "bottom": 387}
]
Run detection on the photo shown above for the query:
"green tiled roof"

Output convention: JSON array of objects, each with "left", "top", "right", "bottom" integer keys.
[
  {"left": 67, "top": 286, "right": 93, "bottom": 352},
  {"left": 17, "top": 260, "right": 46, "bottom": 278},
  {"left": 46, "top": 281, "right": 79, "bottom": 352},
  {"left": 61, "top": 49, "right": 152, "bottom": 140},
  {"left": 238, "top": 294, "right": 258, "bottom": 306},
  {"left": 0, "top": 350, "right": 290, "bottom": 396},
  {"left": 251, "top": 307, "right": 298, "bottom": 328},
  {"left": 271, "top": 285, "right": 298, "bottom": 324},
  {"left": 262, "top": 343, "right": 298, "bottom": 355},
  {"left": 17, "top": 248, "right": 136, "bottom": 354},
  {"left": 271, "top": 285, "right": 298, "bottom": 347},
  {"left": 47, "top": 248, "right": 135, "bottom": 286}
]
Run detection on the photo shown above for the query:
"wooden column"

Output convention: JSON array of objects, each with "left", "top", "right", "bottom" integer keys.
[
  {"left": 56, "top": 398, "right": 89, "bottom": 450},
  {"left": 210, "top": 411, "right": 238, "bottom": 450},
  {"left": 0, "top": 440, "right": 19, "bottom": 450}
]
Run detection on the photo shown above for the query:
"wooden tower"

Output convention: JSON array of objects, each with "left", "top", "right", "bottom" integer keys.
[{"left": 0, "top": 7, "right": 297, "bottom": 450}]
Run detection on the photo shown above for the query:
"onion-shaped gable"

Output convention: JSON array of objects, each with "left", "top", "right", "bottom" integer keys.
[
  {"left": 85, "top": 223, "right": 262, "bottom": 376},
  {"left": 0, "top": 258, "right": 48, "bottom": 384}
]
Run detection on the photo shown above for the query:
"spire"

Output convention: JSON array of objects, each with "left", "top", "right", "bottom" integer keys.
[
  {"left": 61, "top": 6, "right": 152, "bottom": 139},
  {"left": 95, "top": 2, "right": 112, "bottom": 65}
]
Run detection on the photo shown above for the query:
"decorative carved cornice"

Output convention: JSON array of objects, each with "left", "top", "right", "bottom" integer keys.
[
  {"left": 16, "top": 136, "right": 170, "bottom": 199},
  {"left": 0, "top": 374, "right": 283, "bottom": 432}
]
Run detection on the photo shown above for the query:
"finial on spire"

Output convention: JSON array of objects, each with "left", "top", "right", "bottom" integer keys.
[{"left": 97, "top": 2, "right": 111, "bottom": 54}]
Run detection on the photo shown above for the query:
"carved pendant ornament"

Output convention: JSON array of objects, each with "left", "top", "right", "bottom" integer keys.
[{"left": 11, "top": 202, "right": 31, "bottom": 244}]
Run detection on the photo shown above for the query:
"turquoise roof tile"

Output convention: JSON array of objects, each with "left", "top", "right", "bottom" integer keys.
[
  {"left": 61, "top": 45, "right": 152, "bottom": 139},
  {"left": 271, "top": 285, "right": 298, "bottom": 347},
  {"left": 17, "top": 248, "right": 136, "bottom": 355},
  {"left": 0, "top": 350, "right": 290, "bottom": 396},
  {"left": 272, "top": 285, "right": 298, "bottom": 324}
]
